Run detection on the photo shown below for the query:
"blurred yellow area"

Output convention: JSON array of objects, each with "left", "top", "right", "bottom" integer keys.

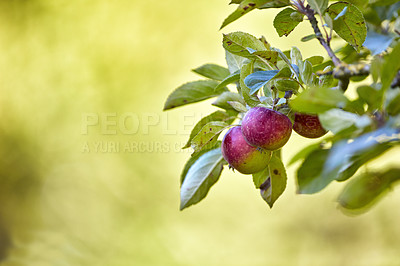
[{"left": 0, "top": 1, "right": 399, "bottom": 265}]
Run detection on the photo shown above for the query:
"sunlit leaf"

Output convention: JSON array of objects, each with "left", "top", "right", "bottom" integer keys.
[
  {"left": 183, "top": 111, "right": 233, "bottom": 149},
  {"left": 212, "top": 91, "right": 245, "bottom": 110},
  {"left": 260, "top": 151, "right": 287, "bottom": 208},
  {"left": 180, "top": 148, "right": 225, "bottom": 210},
  {"left": 327, "top": 2, "right": 367, "bottom": 52},
  {"left": 191, "top": 121, "right": 229, "bottom": 154},
  {"left": 192, "top": 64, "right": 230, "bottom": 81},
  {"left": 273, "top": 8, "right": 303, "bottom": 37},
  {"left": 223, "top": 32, "right": 267, "bottom": 59},
  {"left": 164, "top": 80, "right": 228, "bottom": 110},
  {"left": 290, "top": 86, "right": 349, "bottom": 113}
]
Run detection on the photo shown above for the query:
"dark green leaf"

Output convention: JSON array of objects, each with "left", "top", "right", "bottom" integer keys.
[
  {"left": 259, "top": 0, "right": 291, "bottom": 9},
  {"left": 357, "top": 85, "right": 382, "bottom": 111},
  {"left": 387, "top": 89, "right": 400, "bottom": 116},
  {"left": 183, "top": 111, "right": 233, "bottom": 149},
  {"left": 381, "top": 42, "right": 400, "bottom": 92},
  {"left": 301, "top": 34, "right": 317, "bottom": 42},
  {"left": 180, "top": 148, "right": 225, "bottom": 210},
  {"left": 260, "top": 151, "right": 287, "bottom": 208},
  {"left": 338, "top": 168, "right": 400, "bottom": 211},
  {"left": 296, "top": 148, "right": 332, "bottom": 194},
  {"left": 274, "top": 78, "right": 300, "bottom": 92},
  {"left": 273, "top": 8, "right": 303, "bottom": 37},
  {"left": 191, "top": 121, "right": 228, "bottom": 154},
  {"left": 212, "top": 91, "right": 245, "bottom": 110},
  {"left": 223, "top": 32, "right": 267, "bottom": 59},
  {"left": 290, "top": 86, "right": 349, "bottom": 113},
  {"left": 220, "top": 0, "right": 272, "bottom": 29},
  {"left": 327, "top": 2, "right": 367, "bottom": 52},
  {"left": 288, "top": 143, "right": 321, "bottom": 166},
  {"left": 164, "top": 80, "right": 228, "bottom": 111},
  {"left": 192, "top": 64, "right": 231, "bottom": 81}
]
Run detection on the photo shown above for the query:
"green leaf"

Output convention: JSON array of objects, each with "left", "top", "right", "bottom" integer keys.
[
  {"left": 370, "top": 55, "right": 384, "bottom": 83},
  {"left": 192, "top": 64, "right": 230, "bottom": 81},
  {"left": 301, "top": 34, "right": 317, "bottom": 42},
  {"left": 227, "top": 101, "right": 248, "bottom": 112},
  {"left": 251, "top": 50, "right": 279, "bottom": 65},
  {"left": 290, "top": 46, "right": 303, "bottom": 67},
  {"left": 318, "top": 109, "right": 372, "bottom": 134},
  {"left": 273, "top": 8, "right": 303, "bottom": 37},
  {"left": 323, "top": 127, "right": 400, "bottom": 181},
  {"left": 319, "top": 66, "right": 334, "bottom": 87},
  {"left": 338, "top": 168, "right": 400, "bottom": 211},
  {"left": 226, "top": 50, "right": 247, "bottom": 74},
  {"left": 260, "top": 151, "right": 287, "bottom": 207},
  {"left": 306, "top": 56, "right": 324, "bottom": 65},
  {"left": 296, "top": 148, "right": 332, "bottom": 194},
  {"left": 180, "top": 142, "right": 221, "bottom": 185},
  {"left": 223, "top": 32, "right": 267, "bottom": 59},
  {"left": 288, "top": 143, "right": 321, "bottom": 166},
  {"left": 252, "top": 166, "right": 270, "bottom": 189},
  {"left": 183, "top": 111, "right": 233, "bottom": 149},
  {"left": 386, "top": 89, "right": 400, "bottom": 116},
  {"left": 308, "top": 0, "right": 329, "bottom": 15},
  {"left": 212, "top": 91, "right": 245, "bottom": 110},
  {"left": 336, "top": 144, "right": 391, "bottom": 182},
  {"left": 220, "top": 0, "right": 273, "bottom": 29},
  {"left": 180, "top": 148, "right": 225, "bottom": 210},
  {"left": 327, "top": 2, "right": 367, "bottom": 52},
  {"left": 274, "top": 78, "right": 300, "bottom": 92},
  {"left": 363, "top": 31, "right": 394, "bottom": 56},
  {"left": 240, "top": 61, "right": 261, "bottom": 107},
  {"left": 164, "top": 80, "right": 228, "bottom": 111},
  {"left": 191, "top": 121, "right": 229, "bottom": 154},
  {"left": 357, "top": 85, "right": 382, "bottom": 111},
  {"left": 214, "top": 71, "right": 240, "bottom": 92},
  {"left": 301, "top": 60, "right": 313, "bottom": 85},
  {"left": 259, "top": 0, "right": 291, "bottom": 8},
  {"left": 244, "top": 70, "right": 280, "bottom": 94},
  {"left": 290, "top": 86, "right": 349, "bottom": 113},
  {"left": 381, "top": 41, "right": 400, "bottom": 92}
]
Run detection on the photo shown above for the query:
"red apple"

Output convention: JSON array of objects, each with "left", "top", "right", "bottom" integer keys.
[
  {"left": 221, "top": 126, "right": 270, "bottom": 174},
  {"left": 241, "top": 107, "right": 292, "bottom": 150},
  {"left": 293, "top": 113, "right": 327, "bottom": 138}
]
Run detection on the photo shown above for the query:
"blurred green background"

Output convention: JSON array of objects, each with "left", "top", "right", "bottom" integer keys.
[{"left": 0, "top": 1, "right": 400, "bottom": 265}]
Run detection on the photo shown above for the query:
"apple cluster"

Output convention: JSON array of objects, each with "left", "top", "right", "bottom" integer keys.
[{"left": 221, "top": 106, "right": 327, "bottom": 174}]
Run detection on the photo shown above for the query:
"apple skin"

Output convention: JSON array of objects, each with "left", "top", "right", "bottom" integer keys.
[
  {"left": 241, "top": 107, "right": 292, "bottom": 150},
  {"left": 221, "top": 126, "right": 270, "bottom": 174},
  {"left": 293, "top": 113, "right": 327, "bottom": 138}
]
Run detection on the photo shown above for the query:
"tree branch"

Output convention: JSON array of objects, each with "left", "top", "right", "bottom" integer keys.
[{"left": 302, "top": 5, "right": 341, "bottom": 67}]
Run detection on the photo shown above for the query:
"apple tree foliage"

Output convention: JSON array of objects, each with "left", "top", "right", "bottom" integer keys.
[{"left": 164, "top": 0, "right": 400, "bottom": 213}]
